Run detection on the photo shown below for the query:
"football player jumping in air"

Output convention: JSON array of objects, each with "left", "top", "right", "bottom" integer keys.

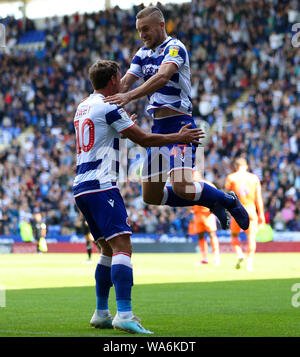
[{"left": 104, "top": 6, "right": 249, "bottom": 233}]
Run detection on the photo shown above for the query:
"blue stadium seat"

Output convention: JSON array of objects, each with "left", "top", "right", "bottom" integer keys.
[{"left": 18, "top": 30, "right": 45, "bottom": 44}]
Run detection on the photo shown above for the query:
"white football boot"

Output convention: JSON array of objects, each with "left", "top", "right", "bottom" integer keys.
[
  {"left": 90, "top": 310, "right": 113, "bottom": 329},
  {"left": 112, "top": 314, "right": 153, "bottom": 334}
]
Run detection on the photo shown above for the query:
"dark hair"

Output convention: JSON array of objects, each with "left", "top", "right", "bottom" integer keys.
[{"left": 88, "top": 60, "right": 120, "bottom": 90}]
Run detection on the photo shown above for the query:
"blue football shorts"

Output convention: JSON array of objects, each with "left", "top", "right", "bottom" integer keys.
[
  {"left": 141, "top": 115, "right": 198, "bottom": 180},
  {"left": 74, "top": 188, "right": 132, "bottom": 241}
]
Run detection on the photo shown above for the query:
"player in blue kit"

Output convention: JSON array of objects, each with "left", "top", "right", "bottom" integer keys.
[
  {"left": 104, "top": 6, "right": 249, "bottom": 232},
  {"left": 73, "top": 60, "right": 203, "bottom": 334}
]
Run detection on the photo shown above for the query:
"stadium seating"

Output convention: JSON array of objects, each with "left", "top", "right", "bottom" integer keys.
[{"left": 0, "top": 1, "right": 299, "bottom": 238}]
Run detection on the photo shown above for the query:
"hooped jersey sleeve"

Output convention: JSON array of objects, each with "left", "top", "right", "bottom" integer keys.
[
  {"left": 161, "top": 41, "right": 187, "bottom": 69},
  {"left": 105, "top": 105, "right": 135, "bottom": 133}
]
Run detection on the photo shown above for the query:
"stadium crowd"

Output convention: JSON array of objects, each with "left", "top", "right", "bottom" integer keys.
[{"left": 0, "top": 0, "right": 299, "bottom": 238}]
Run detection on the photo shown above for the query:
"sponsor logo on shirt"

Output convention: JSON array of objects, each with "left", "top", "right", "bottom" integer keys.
[{"left": 169, "top": 45, "right": 179, "bottom": 57}]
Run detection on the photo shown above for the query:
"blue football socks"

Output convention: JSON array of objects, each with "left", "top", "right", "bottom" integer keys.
[
  {"left": 111, "top": 253, "right": 133, "bottom": 319},
  {"left": 95, "top": 255, "right": 113, "bottom": 311}
]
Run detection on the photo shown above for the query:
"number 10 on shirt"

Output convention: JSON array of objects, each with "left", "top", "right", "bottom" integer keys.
[{"left": 74, "top": 118, "right": 95, "bottom": 154}]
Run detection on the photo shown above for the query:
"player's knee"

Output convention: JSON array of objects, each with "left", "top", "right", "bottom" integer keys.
[
  {"left": 248, "top": 238, "right": 256, "bottom": 253},
  {"left": 97, "top": 239, "right": 112, "bottom": 256},
  {"left": 143, "top": 193, "right": 154, "bottom": 204},
  {"left": 115, "top": 242, "right": 132, "bottom": 256},
  {"left": 172, "top": 184, "right": 186, "bottom": 198},
  {"left": 110, "top": 234, "right": 132, "bottom": 256},
  {"left": 231, "top": 236, "right": 240, "bottom": 246},
  {"left": 143, "top": 191, "right": 162, "bottom": 205}
]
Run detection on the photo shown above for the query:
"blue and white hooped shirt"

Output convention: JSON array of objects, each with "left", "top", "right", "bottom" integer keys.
[
  {"left": 73, "top": 93, "right": 135, "bottom": 197},
  {"left": 127, "top": 36, "right": 192, "bottom": 117}
]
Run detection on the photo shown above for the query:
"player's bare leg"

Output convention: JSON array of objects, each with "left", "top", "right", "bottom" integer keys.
[
  {"left": 171, "top": 168, "right": 195, "bottom": 201},
  {"left": 209, "top": 232, "right": 220, "bottom": 266},
  {"left": 197, "top": 232, "right": 208, "bottom": 264},
  {"left": 97, "top": 239, "right": 112, "bottom": 257},
  {"left": 170, "top": 168, "right": 230, "bottom": 229},
  {"left": 246, "top": 235, "right": 256, "bottom": 272},
  {"left": 108, "top": 234, "right": 132, "bottom": 256},
  {"left": 142, "top": 169, "right": 204, "bottom": 205},
  {"left": 143, "top": 168, "right": 248, "bottom": 231},
  {"left": 142, "top": 173, "right": 166, "bottom": 205},
  {"left": 246, "top": 223, "right": 258, "bottom": 272},
  {"left": 85, "top": 233, "right": 94, "bottom": 262},
  {"left": 232, "top": 233, "right": 245, "bottom": 269}
]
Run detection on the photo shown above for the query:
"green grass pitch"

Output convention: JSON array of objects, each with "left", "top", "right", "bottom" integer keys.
[{"left": 0, "top": 252, "right": 300, "bottom": 337}]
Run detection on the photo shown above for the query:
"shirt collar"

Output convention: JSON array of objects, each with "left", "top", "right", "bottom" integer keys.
[
  {"left": 150, "top": 36, "right": 173, "bottom": 53},
  {"left": 158, "top": 36, "right": 172, "bottom": 49}
]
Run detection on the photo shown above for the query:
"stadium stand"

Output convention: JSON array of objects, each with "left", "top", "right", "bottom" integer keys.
[{"left": 0, "top": 0, "right": 299, "bottom": 240}]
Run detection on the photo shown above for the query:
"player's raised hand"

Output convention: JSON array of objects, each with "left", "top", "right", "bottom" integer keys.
[
  {"left": 177, "top": 123, "right": 205, "bottom": 145},
  {"left": 120, "top": 113, "right": 137, "bottom": 139},
  {"left": 104, "top": 92, "right": 132, "bottom": 107},
  {"left": 129, "top": 113, "right": 138, "bottom": 123}
]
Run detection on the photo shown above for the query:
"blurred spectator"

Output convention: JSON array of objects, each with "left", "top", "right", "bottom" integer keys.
[
  {"left": 0, "top": 0, "right": 299, "bottom": 236},
  {"left": 281, "top": 200, "right": 296, "bottom": 230}
]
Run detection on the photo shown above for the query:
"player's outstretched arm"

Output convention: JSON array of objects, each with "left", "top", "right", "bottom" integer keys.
[
  {"left": 104, "top": 62, "right": 178, "bottom": 107},
  {"left": 122, "top": 121, "right": 204, "bottom": 147},
  {"left": 120, "top": 73, "right": 138, "bottom": 93}
]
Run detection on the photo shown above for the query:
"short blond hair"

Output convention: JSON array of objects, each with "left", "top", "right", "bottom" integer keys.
[{"left": 136, "top": 6, "right": 165, "bottom": 23}]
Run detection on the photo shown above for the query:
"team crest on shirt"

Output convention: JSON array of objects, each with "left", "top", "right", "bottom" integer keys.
[
  {"left": 117, "top": 107, "right": 125, "bottom": 115},
  {"left": 169, "top": 45, "right": 179, "bottom": 57},
  {"left": 117, "top": 107, "right": 130, "bottom": 120}
]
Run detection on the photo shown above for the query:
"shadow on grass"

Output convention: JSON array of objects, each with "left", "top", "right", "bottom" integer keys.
[{"left": 0, "top": 278, "right": 299, "bottom": 337}]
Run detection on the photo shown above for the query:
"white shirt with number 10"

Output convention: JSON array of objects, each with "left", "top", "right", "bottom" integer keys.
[{"left": 73, "top": 93, "right": 135, "bottom": 197}]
